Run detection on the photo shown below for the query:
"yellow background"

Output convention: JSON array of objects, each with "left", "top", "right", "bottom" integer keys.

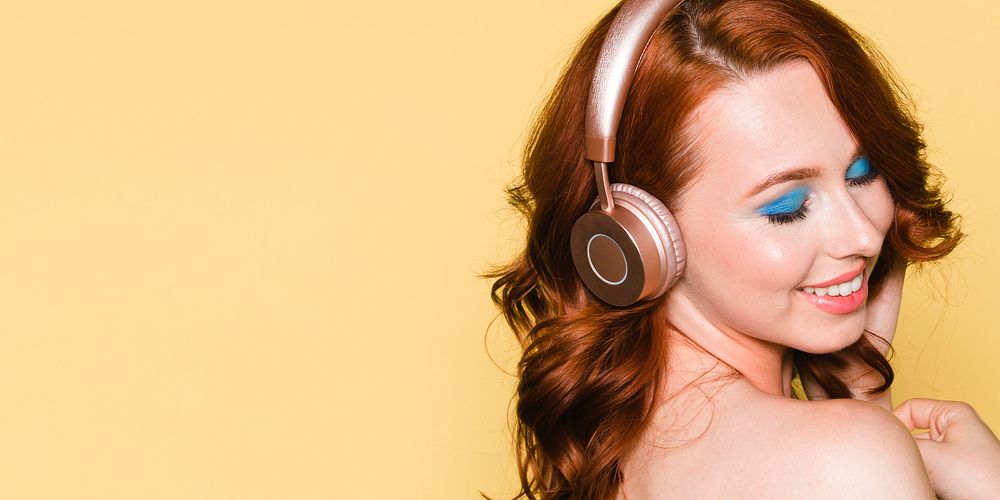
[{"left": 0, "top": 0, "right": 995, "bottom": 498}]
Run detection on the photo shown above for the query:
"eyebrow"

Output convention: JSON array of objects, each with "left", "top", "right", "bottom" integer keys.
[
  {"left": 745, "top": 147, "right": 864, "bottom": 199},
  {"left": 745, "top": 166, "right": 822, "bottom": 198}
]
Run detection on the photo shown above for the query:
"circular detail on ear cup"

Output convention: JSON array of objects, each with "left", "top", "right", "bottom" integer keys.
[
  {"left": 587, "top": 234, "right": 628, "bottom": 285},
  {"left": 571, "top": 211, "right": 645, "bottom": 307}
]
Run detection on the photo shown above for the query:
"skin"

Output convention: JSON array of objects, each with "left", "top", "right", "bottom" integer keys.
[{"left": 618, "top": 60, "right": 935, "bottom": 498}]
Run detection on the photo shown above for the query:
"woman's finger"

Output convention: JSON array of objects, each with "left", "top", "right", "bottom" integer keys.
[{"left": 893, "top": 398, "right": 938, "bottom": 431}]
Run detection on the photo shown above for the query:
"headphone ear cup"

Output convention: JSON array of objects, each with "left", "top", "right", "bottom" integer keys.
[{"left": 570, "top": 183, "right": 685, "bottom": 307}]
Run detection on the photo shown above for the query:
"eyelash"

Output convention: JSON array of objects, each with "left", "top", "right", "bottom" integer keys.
[
  {"left": 764, "top": 164, "right": 879, "bottom": 225},
  {"left": 765, "top": 206, "right": 808, "bottom": 225},
  {"left": 846, "top": 167, "right": 879, "bottom": 188}
]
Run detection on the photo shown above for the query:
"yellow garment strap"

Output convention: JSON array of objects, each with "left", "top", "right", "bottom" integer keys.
[{"left": 790, "top": 364, "right": 808, "bottom": 401}]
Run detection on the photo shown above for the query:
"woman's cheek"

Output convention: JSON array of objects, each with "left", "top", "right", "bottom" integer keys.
[
  {"left": 872, "top": 181, "right": 895, "bottom": 236},
  {"left": 735, "top": 227, "right": 813, "bottom": 277},
  {"left": 848, "top": 181, "right": 895, "bottom": 243}
]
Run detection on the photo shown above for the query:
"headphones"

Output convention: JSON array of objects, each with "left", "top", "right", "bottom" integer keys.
[{"left": 570, "top": 0, "right": 688, "bottom": 307}]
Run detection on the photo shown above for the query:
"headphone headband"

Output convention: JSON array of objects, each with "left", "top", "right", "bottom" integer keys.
[
  {"left": 585, "top": 0, "right": 685, "bottom": 163},
  {"left": 572, "top": 0, "right": 688, "bottom": 307}
]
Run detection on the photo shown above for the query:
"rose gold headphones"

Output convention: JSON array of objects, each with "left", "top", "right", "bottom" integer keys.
[{"left": 570, "top": 0, "right": 687, "bottom": 307}]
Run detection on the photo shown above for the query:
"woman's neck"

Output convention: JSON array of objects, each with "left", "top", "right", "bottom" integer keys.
[{"left": 662, "top": 292, "right": 796, "bottom": 398}]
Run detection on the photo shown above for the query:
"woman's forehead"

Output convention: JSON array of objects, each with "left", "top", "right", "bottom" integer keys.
[{"left": 683, "top": 61, "right": 858, "bottom": 198}]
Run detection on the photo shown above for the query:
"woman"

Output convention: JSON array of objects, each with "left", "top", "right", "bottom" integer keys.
[{"left": 488, "top": 0, "right": 986, "bottom": 498}]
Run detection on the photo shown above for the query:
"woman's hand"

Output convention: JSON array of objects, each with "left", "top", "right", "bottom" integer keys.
[
  {"left": 894, "top": 398, "right": 1000, "bottom": 500},
  {"left": 862, "top": 257, "right": 907, "bottom": 352}
]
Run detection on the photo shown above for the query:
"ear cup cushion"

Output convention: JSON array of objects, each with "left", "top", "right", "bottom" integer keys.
[{"left": 610, "top": 183, "right": 686, "bottom": 290}]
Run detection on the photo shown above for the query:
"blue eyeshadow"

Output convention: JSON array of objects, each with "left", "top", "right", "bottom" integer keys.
[
  {"left": 758, "top": 186, "right": 809, "bottom": 216},
  {"left": 845, "top": 156, "right": 872, "bottom": 179}
]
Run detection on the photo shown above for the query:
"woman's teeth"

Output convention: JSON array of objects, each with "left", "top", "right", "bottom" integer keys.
[{"left": 802, "top": 274, "right": 863, "bottom": 297}]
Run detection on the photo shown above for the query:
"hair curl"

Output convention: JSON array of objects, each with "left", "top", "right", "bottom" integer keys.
[{"left": 486, "top": 0, "right": 964, "bottom": 498}]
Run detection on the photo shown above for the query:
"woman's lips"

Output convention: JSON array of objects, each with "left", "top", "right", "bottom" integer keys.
[{"left": 798, "top": 272, "right": 868, "bottom": 314}]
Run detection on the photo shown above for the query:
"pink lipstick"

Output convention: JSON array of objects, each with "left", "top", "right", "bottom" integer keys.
[{"left": 798, "top": 271, "right": 868, "bottom": 314}]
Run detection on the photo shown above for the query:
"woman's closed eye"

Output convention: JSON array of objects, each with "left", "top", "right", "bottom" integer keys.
[
  {"left": 845, "top": 155, "right": 877, "bottom": 186},
  {"left": 758, "top": 186, "right": 810, "bottom": 225}
]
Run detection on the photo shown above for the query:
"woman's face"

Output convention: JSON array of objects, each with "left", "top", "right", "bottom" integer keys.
[{"left": 669, "top": 60, "right": 894, "bottom": 354}]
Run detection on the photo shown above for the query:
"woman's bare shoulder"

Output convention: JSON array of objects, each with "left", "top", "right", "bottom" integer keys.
[
  {"left": 623, "top": 387, "right": 935, "bottom": 499},
  {"left": 764, "top": 397, "right": 935, "bottom": 498}
]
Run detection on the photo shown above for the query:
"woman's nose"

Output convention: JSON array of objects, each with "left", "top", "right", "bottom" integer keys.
[{"left": 823, "top": 191, "right": 886, "bottom": 259}]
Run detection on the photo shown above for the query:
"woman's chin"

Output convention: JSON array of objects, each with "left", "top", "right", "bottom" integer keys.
[{"left": 793, "top": 321, "right": 868, "bottom": 354}]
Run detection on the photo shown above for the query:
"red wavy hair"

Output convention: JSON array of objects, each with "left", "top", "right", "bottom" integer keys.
[{"left": 487, "top": 0, "right": 963, "bottom": 498}]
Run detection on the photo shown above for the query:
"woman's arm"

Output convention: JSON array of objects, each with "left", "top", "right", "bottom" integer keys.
[{"left": 799, "top": 259, "right": 906, "bottom": 411}]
